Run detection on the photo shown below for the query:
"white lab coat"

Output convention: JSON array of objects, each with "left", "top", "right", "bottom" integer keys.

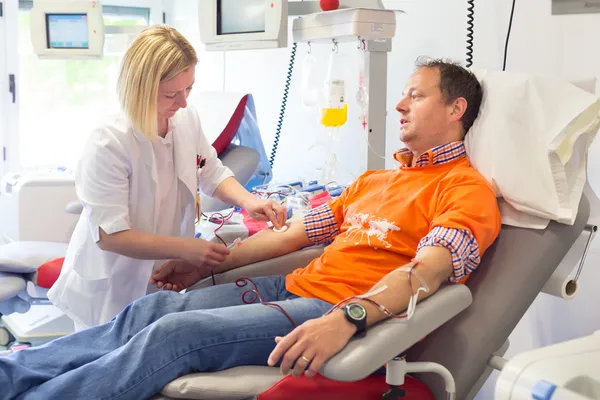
[{"left": 47, "top": 105, "right": 234, "bottom": 328}]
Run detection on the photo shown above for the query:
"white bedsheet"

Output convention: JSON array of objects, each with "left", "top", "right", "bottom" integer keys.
[{"left": 466, "top": 72, "right": 600, "bottom": 228}]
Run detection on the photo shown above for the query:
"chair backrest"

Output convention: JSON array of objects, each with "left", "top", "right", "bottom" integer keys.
[{"left": 406, "top": 194, "right": 591, "bottom": 399}]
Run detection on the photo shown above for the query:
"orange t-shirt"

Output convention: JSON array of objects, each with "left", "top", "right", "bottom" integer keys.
[{"left": 285, "top": 150, "right": 501, "bottom": 305}]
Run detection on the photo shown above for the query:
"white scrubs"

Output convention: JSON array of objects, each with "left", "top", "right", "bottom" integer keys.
[
  {"left": 48, "top": 105, "right": 234, "bottom": 329},
  {"left": 146, "top": 129, "right": 180, "bottom": 295}
]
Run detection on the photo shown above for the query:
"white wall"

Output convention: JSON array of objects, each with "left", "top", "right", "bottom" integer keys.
[{"left": 169, "top": 0, "right": 600, "bottom": 397}]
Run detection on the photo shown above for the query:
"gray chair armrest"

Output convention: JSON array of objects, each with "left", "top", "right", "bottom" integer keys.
[
  {"left": 187, "top": 247, "right": 325, "bottom": 291},
  {"left": 201, "top": 145, "right": 260, "bottom": 212},
  {"left": 0, "top": 272, "right": 27, "bottom": 302},
  {"left": 321, "top": 284, "right": 473, "bottom": 382}
]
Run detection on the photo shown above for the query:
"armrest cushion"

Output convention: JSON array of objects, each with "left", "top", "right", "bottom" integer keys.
[
  {"left": 0, "top": 242, "right": 68, "bottom": 273},
  {"left": 187, "top": 247, "right": 324, "bottom": 291},
  {"left": 0, "top": 272, "right": 27, "bottom": 302},
  {"left": 321, "top": 284, "right": 473, "bottom": 382}
]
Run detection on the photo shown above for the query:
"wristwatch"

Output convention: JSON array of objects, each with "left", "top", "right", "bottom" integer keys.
[{"left": 343, "top": 302, "right": 367, "bottom": 336}]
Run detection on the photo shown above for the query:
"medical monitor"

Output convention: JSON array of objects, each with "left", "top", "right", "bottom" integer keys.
[
  {"left": 30, "top": 1, "right": 105, "bottom": 59},
  {"left": 199, "top": 0, "right": 288, "bottom": 51}
]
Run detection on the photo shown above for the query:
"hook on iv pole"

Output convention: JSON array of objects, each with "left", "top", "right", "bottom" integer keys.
[
  {"left": 307, "top": 41, "right": 311, "bottom": 54},
  {"left": 332, "top": 38, "right": 339, "bottom": 53},
  {"left": 357, "top": 38, "right": 366, "bottom": 51}
]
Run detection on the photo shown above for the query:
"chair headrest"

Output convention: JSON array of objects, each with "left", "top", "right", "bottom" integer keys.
[
  {"left": 465, "top": 71, "right": 600, "bottom": 228},
  {"left": 188, "top": 92, "right": 251, "bottom": 154}
]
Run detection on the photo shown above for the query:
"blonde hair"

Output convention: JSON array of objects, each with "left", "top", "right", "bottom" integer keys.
[{"left": 117, "top": 25, "right": 198, "bottom": 138}]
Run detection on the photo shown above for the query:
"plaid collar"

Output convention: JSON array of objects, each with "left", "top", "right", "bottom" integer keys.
[{"left": 394, "top": 141, "right": 466, "bottom": 167}]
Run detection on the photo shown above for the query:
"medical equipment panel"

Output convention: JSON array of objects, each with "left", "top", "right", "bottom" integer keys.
[
  {"left": 495, "top": 331, "right": 600, "bottom": 400},
  {"left": 292, "top": 7, "right": 396, "bottom": 43},
  {"left": 199, "top": 0, "right": 288, "bottom": 51},
  {"left": 30, "top": 0, "right": 105, "bottom": 60},
  {"left": 0, "top": 173, "right": 78, "bottom": 244}
]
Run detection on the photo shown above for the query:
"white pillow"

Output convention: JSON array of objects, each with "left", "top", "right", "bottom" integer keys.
[
  {"left": 465, "top": 71, "right": 600, "bottom": 228},
  {"left": 0, "top": 241, "right": 68, "bottom": 273}
]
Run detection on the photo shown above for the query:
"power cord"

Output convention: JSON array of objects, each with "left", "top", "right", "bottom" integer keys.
[
  {"left": 503, "top": 0, "right": 517, "bottom": 71},
  {"left": 269, "top": 42, "right": 298, "bottom": 168},
  {"left": 466, "top": 0, "right": 474, "bottom": 67}
]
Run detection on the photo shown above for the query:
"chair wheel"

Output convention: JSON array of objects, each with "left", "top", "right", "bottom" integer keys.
[
  {"left": 0, "top": 327, "right": 12, "bottom": 347},
  {"left": 382, "top": 386, "right": 406, "bottom": 400}
]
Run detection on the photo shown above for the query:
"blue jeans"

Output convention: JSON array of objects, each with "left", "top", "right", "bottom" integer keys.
[{"left": 1, "top": 275, "right": 333, "bottom": 400}]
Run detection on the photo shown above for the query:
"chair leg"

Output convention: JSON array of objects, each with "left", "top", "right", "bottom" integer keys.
[
  {"left": 385, "top": 357, "right": 457, "bottom": 400},
  {"left": 383, "top": 357, "right": 407, "bottom": 399}
]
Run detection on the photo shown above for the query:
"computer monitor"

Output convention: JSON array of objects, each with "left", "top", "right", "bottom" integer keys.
[
  {"left": 199, "top": 0, "right": 288, "bottom": 51},
  {"left": 30, "top": 1, "right": 105, "bottom": 59}
]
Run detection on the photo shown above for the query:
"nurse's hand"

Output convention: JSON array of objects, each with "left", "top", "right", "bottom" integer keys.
[
  {"left": 150, "top": 259, "right": 210, "bottom": 291},
  {"left": 182, "top": 238, "right": 230, "bottom": 268},
  {"left": 244, "top": 198, "right": 287, "bottom": 229}
]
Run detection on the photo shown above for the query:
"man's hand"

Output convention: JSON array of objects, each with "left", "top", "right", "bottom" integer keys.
[
  {"left": 244, "top": 198, "right": 287, "bottom": 229},
  {"left": 149, "top": 260, "right": 212, "bottom": 291},
  {"left": 267, "top": 310, "right": 356, "bottom": 377}
]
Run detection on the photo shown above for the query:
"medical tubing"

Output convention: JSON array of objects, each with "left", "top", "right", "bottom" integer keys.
[
  {"left": 269, "top": 42, "right": 298, "bottom": 168},
  {"left": 236, "top": 277, "right": 298, "bottom": 328},
  {"left": 466, "top": 0, "right": 474, "bottom": 67}
]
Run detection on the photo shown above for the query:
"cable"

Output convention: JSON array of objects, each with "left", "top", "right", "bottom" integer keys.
[
  {"left": 466, "top": 0, "right": 474, "bottom": 68},
  {"left": 269, "top": 42, "right": 298, "bottom": 168},
  {"left": 503, "top": 0, "right": 517, "bottom": 71}
]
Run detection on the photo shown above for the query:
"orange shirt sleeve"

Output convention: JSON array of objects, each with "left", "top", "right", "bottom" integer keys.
[{"left": 431, "top": 174, "right": 502, "bottom": 258}]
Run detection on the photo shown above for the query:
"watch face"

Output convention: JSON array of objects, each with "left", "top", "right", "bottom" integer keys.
[{"left": 348, "top": 304, "right": 366, "bottom": 320}]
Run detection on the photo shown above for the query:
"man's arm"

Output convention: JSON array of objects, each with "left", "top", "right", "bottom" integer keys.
[
  {"left": 216, "top": 200, "right": 344, "bottom": 274},
  {"left": 214, "top": 219, "right": 313, "bottom": 274},
  {"left": 267, "top": 244, "right": 454, "bottom": 377},
  {"left": 346, "top": 245, "right": 452, "bottom": 329},
  {"left": 150, "top": 203, "right": 344, "bottom": 290}
]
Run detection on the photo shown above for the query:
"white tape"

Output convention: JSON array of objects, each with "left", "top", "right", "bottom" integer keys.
[
  {"left": 396, "top": 265, "right": 430, "bottom": 320},
  {"left": 356, "top": 285, "right": 388, "bottom": 298}
]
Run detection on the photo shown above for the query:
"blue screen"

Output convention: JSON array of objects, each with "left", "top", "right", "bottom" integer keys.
[{"left": 46, "top": 14, "right": 89, "bottom": 49}]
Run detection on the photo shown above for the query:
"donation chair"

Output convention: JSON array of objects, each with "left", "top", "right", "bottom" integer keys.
[{"left": 151, "top": 192, "right": 594, "bottom": 400}]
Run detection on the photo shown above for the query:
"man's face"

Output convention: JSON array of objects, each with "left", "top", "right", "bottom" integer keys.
[{"left": 395, "top": 67, "right": 453, "bottom": 153}]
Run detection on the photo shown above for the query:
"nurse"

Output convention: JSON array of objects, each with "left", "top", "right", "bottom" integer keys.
[{"left": 47, "top": 25, "right": 287, "bottom": 330}]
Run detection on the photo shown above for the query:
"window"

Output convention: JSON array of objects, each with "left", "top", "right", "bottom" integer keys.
[
  {"left": 0, "top": 1, "right": 9, "bottom": 178},
  {"left": 14, "top": 1, "right": 154, "bottom": 171}
]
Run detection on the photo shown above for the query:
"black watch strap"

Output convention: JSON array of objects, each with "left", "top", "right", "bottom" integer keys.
[{"left": 343, "top": 303, "right": 367, "bottom": 336}]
